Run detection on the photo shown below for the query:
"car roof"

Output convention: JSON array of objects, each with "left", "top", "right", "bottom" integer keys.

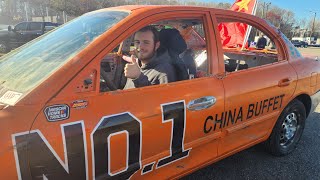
[
  {"left": 108, "top": 5, "right": 213, "bottom": 11},
  {"left": 87, "top": 5, "right": 261, "bottom": 24},
  {"left": 91, "top": 5, "right": 235, "bottom": 14}
]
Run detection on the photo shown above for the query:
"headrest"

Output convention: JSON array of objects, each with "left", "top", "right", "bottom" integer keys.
[{"left": 159, "top": 29, "right": 187, "bottom": 54}]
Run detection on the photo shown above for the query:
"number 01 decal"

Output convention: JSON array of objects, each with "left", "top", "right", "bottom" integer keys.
[
  {"left": 13, "top": 101, "right": 190, "bottom": 179},
  {"left": 91, "top": 101, "right": 190, "bottom": 178},
  {"left": 157, "top": 101, "right": 191, "bottom": 168},
  {"left": 91, "top": 112, "right": 142, "bottom": 179}
]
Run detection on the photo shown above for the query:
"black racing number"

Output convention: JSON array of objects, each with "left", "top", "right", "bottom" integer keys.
[
  {"left": 157, "top": 101, "right": 191, "bottom": 168},
  {"left": 13, "top": 101, "right": 191, "bottom": 179},
  {"left": 91, "top": 113, "right": 141, "bottom": 179},
  {"left": 13, "top": 121, "right": 87, "bottom": 180}
]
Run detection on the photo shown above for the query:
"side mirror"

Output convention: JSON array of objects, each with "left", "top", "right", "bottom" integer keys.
[
  {"left": 8, "top": 26, "right": 12, "bottom": 31},
  {"left": 83, "top": 79, "right": 93, "bottom": 89}
]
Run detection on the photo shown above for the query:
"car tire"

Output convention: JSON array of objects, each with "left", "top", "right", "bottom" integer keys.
[
  {"left": 265, "top": 99, "right": 306, "bottom": 156},
  {"left": 0, "top": 41, "right": 8, "bottom": 53}
]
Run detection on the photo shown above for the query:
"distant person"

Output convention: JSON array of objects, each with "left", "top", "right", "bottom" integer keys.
[{"left": 256, "top": 33, "right": 267, "bottom": 49}]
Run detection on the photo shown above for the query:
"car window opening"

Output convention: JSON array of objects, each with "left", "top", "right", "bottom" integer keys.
[
  {"left": 217, "top": 21, "right": 279, "bottom": 73},
  {"left": 100, "top": 19, "right": 209, "bottom": 92}
]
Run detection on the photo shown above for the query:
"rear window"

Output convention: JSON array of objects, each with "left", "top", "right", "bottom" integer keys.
[{"left": 29, "top": 22, "right": 42, "bottom": 31}]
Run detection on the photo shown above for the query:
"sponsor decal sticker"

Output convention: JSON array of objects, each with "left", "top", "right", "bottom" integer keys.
[
  {"left": 44, "top": 104, "right": 70, "bottom": 122},
  {"left": 0, "top": 91, "right": 22, "bottom": 106},
  {"left": 71, "top": 100, "right": 88, "bottom": 109}
]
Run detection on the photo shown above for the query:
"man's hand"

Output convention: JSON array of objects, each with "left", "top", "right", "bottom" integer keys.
[{"left": 123, "top": 55, "right": 141, "bottom": 79}]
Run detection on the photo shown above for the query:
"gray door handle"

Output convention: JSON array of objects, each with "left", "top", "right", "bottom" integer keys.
[{"left": 187, "top": 96, "right": 216, "bottom": 111}]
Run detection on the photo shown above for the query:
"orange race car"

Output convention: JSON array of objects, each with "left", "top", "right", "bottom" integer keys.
[{"left": 1, "top": 5, "right": 320, "bottom": 180}]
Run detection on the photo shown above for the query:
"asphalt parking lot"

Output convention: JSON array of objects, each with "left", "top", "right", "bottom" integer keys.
[
  {"left": 299, "top": 47, "right": 320, "bottom": 58},
  {"left": 184, "top": 47, "right": 320, "bottom": 180}
]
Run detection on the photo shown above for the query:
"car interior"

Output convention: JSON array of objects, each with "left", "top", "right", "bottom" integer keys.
[
  {"left": 99, "top": 19, "right": 208, "bottom": 92},
  {"left": 99, "top": 19, "right": 280, "bottom": 92},
  {"left": 219, "top": 22, "right": 279, "bottom": 73},
  {"left": 223, "top": 50, "right": 278, "bottom": 72}
]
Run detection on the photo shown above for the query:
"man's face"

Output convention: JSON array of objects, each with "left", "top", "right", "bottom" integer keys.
[{"left": 134, "top": 30, "right": 160, "bottom": 61}]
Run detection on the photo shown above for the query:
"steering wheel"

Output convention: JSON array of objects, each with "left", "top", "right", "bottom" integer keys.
[
  {"left": 100, "top": 68, "right": 117, "bottom": 91},
  {"left": 100, "top": 40, "right": 132, "bottom": 91},
  {"left": 100, "top": 51, "right": 129, "bottom": 91}
]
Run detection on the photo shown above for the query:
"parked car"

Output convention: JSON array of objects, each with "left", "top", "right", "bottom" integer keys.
[
  {"left": 0, "top": 6, "right": 320, "bottom": 179},
  {"left": 291, "top": 40, "right": 308, "bottom": 48},
  {"left": 0, "top": 21, "right": 60, "bottom": 53}
]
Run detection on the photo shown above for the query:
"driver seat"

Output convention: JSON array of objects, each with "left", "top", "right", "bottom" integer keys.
[{"left": 159, "top": 28, "right": 190, "bottom": 81}]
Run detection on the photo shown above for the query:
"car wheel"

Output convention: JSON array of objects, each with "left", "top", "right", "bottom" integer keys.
[
  {"left": 0, "top": 41, "right": 8, "bottom": 53},
  {"left": 265, "top": 99, "right": 306, "bottom": 156}
]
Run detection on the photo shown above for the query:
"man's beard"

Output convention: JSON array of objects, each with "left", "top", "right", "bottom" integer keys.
[{"left": 136, "top": 46, "right": 157, "bottom": 62}]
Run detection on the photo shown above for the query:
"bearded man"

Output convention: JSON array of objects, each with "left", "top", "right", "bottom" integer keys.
[{"left": 123, "top": 26, "right": 177, "bottom": 89}]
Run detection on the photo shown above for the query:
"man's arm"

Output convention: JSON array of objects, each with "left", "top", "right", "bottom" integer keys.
[
  {"left": 122, "top": 55, "right": 176, "bottom": 88},
  {"left": 123, "top": 55, "right": 152, "bottom": 88},
  {"left": 132, "top": 73, "right": 151, "bottom": 88},
  {"left": 132, "top": 65, "right": 175, "bottom": 88}
]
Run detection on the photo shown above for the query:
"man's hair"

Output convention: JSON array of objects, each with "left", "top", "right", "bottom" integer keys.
[{"left": 136, "top": 26, "right": 160, "bottom": 42}]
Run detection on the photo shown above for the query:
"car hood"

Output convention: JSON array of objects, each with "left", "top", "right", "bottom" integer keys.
[{"left": 0, "top": 30, "right": 8, "bottom": 36}]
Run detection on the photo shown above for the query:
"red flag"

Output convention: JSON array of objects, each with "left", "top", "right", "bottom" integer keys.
[{"left": 219, "top": 0, "right": 257, "bottom": 48}]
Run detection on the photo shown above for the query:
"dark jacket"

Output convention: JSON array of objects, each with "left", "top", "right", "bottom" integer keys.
[
  {"left": 257, "top": 36, "right": 267, "bottom": 49},
  {"left": 124, "top": 50, "right": 176, "bottom": 89}
]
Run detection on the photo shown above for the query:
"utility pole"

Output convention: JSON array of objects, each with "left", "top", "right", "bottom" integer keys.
[
  {"left": 310, "top": 11, "right": 317, "bottom": 44},
  {"left": 263, "top": 2, "right": 271, "bottom": 19},
  {"left": 86, "top": 0, "right": 90, "bottom": 12},
  {"left": 266, "top": 2, "right": 271, "bottom": 19},
  {"left": 258, "top": 2, "right": 271, "bottom": 36},
  {"left": 24, "top": 2, "right": 28, "bottom": 21},
  {"left": 63, "top": 0, "right": 66, "bottom": 23}
]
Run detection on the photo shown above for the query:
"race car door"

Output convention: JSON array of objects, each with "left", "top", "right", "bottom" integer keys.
[
  {"left": 21, "top": 9, "right": 225, "bottom": 179},
  {"left": 213, "top": 13, "right": 297, "bottom": 155}
]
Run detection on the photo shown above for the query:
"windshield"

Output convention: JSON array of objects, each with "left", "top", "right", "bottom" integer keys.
[{"left": 0, "top": 10, "right": 129, "bottom": 105}]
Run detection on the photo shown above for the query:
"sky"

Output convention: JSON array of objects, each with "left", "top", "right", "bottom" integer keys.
[{"left": 206, "top": 0, "right": 320, "bottom": 22}]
